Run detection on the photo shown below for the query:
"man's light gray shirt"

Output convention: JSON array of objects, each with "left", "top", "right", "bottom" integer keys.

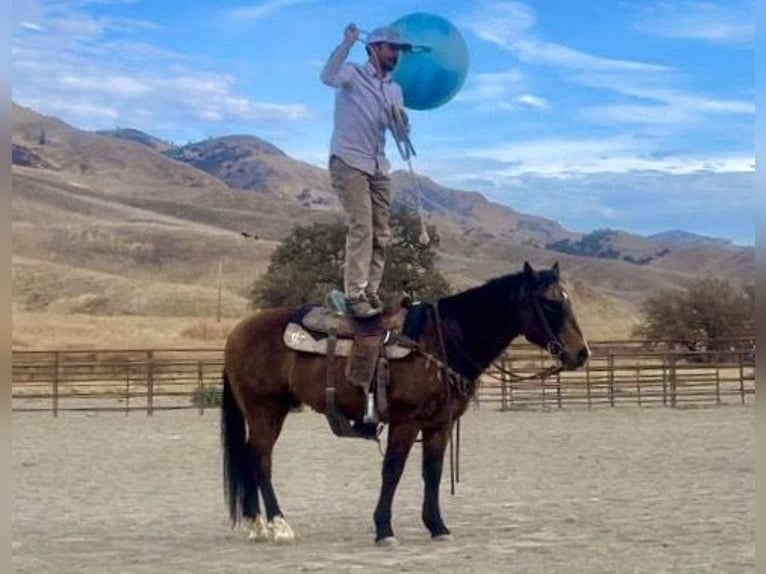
[{"left": 321, "top": 45, "right": 404, "bottom": 176}]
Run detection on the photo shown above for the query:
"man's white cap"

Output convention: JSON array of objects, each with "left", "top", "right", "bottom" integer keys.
[{"left": 366, "top": 26, "right": 412, "bottom": 49}]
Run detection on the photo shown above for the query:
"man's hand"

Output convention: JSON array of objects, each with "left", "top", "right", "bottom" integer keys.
[{"left": 344, "top": 23, "right": 359, "bottom": 44}]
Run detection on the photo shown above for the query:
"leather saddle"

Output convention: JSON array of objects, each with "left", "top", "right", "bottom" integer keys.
[
  {"left": 282, "top": 295, "right": 413, "bottom": 360},
  {"left": 281, "top": 294, "right": 417, "bottom": 440}
]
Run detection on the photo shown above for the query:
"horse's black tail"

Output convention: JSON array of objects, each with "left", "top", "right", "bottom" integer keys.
[{"left": 221, "top": 370, "right": 249, "bottom": 526}]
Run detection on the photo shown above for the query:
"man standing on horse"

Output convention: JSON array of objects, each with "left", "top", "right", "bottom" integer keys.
[{"left": 321, "top": 23, "right": 412, "bottom": 318}]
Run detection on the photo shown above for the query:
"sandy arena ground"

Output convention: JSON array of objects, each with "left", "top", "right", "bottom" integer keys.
[{"left": 12, "top": 406, "right": 754, "bottom": 573}]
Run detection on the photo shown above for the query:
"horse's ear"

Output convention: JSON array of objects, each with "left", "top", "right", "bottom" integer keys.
[
  {"left": 523, "top": 261, "right": 535, "bottom": 281},
  {"left": 551, "top": 261, "right": 560, "bottom": 278}
]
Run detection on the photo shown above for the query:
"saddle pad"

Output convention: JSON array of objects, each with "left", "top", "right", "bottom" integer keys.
[{"left": 283, "top": 323, "right": 412, "bottom": 360}]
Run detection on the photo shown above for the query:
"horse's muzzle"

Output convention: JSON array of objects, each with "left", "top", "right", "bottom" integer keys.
[{"left": 562, "top": 345, "right": 591, "bottom": 370}]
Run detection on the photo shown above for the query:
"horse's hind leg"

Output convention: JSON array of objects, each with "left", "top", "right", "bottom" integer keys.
[
  {"left": 221, "top": 372, "right": 269, "bottom": 541},
  {"left": 242, "top": 450, "right": 268, "bottom": 542},
  {"left": 247, "top": 400, "right": 295, "bottom": 544},
  {"left": 420, "top": 425, "right": 452, "bottom": 540}
]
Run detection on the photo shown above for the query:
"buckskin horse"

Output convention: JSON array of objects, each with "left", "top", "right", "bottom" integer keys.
[{"left": 221, "top": 262, "right": 590, "bottom": 545}]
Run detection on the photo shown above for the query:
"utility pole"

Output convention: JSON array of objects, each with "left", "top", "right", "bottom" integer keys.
[{"left": 217, "top": 260, "right": 223, "bottom": 322}]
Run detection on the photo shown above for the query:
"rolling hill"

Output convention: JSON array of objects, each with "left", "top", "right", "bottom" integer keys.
[{"left": 11, "top": 102, "right": 754, "bottom": 345}]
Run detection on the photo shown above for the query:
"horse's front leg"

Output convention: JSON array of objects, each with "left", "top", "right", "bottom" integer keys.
[
  {"left": 421, "top": 424, "right": 452, "bottom": 540},
  {"left": 373, "top": 421, "right": 419, "bottom": 545}
]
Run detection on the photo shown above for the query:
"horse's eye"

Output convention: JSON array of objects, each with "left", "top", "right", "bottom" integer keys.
[
  {"left": 545, "top": 292, "right": 558, "bottom": 303},
  {"left": 548, "top": 286, "right": 568, "bottom": 302}
]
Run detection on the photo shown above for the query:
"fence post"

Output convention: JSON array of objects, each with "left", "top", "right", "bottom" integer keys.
[
  {"left": 586, "top": 360, "right": 592, "bottom": 408},
  {"left": 607, "top": 352, "right": 615, "bottom": 407},
  {"left": 739, "top": 351, "right": 745, "bottom": 405},
  {"left": 505, "top": 354, "right": 514, "bottom": 410},
  {"left": 556, "top": 371, "right": 562, "bottom": 409},
  {"left": 53, "top": 351, "right": 60, "bottom": 417},
  {"left": 125, "top": 374, "right": 131, "bottom": 415},
  {"left": 197, "top": 360, "right": 205, "bottom": 415},
  {"left": 661, "top": 356, "right": 667, "bottom": 406},
  {"left": 715, "top": 367, "right": 721, "bottom": 405},
  {"left": 635, "top": 363, "right": 641, "bottom": 407},
  {"left": 500, "top": 364, "right": 507, "bottom": 411},
  {"left": 669, "top": 355, "right": 677, "bottom": 408},
  {"left": 146, "top": 350, "right": 155, "bottom": 416}
]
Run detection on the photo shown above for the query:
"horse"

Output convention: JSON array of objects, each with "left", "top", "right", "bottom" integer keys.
[{"left": 221, "top": 261, "right": 590, "bottom": 545}]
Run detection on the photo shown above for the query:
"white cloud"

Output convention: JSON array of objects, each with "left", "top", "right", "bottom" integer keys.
[
  {"left": 24, "top": 99, "right": 121, "bottom": 122},
  {"left": 635, "top": 1, "right": 754, "bottom": 46},
  {"left": 461, "top": 1, "right": 537, "bottom": 47},
  {"left": 456, "top": 69, "right": 525, "bottom": 103},
  {"left": 12, "top": 0, "right": 310, "bottom": 138},
  {"left": 573, "top": 71, "right": 753, "bottom": 113},
  {"left": 19, "top": 21, "right": 46, "bottom": 32},
  {"left": 226, "top": 0, "right": 314, "bottom": 22},
  {"left": 573, "top": 72, "right": 753, "bottom": 128},
  {"left": 60, "top": 73, "right": 153, "bottom": 97},
  {"left": 421, "top": 162, "right": 755, "bottom": 243},
  {"left": 461, "top": 1, "right": 752, "bottom": 132},
  {"left": 455, "top": 69, "right": 549, "bottom": 112},
  {"left": 463, "top": 2, "right": 672, "bottom": 73},
  {"left": 16, "top": 61, "right": 310, "bottom": 130},
  {"left": 460, "top": 136, "right": 753, "bottom": 178},
  {"left": 514, "top": 38, "right": 670, "bottom": 73},
  {"left": 516, "top": 93, "right": 549, "bottom": 110}
]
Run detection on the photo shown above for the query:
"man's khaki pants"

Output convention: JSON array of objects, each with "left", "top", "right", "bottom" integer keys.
[{"left": 330, "top": 156, "right": 392, "bottom": 300}]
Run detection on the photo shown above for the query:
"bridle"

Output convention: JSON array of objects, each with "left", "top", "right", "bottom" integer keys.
[
  {"left": 488, "top": 288, "right": 569, "bottom": 382},
  {"left": 438, "top": 295, "right": 565, "bottom": 385},
  {"left": 528, "top": 289, "right": 567, "bottom": 363},
  {"left": 395, "top": 293, "right": 566, "bottom": 393}
]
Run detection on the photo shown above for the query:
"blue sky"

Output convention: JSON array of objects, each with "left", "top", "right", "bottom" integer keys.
[{"left": 12, "top": 0, "right": 755, "bottom": 245}]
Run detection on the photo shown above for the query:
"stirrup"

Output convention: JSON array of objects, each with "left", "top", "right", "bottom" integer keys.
[{"left": 363, "top": 392, "right": 378, "bottom": 423}]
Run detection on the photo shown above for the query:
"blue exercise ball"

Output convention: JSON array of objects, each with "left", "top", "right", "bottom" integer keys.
[{"left": 391, "top": 13, "right": 469, "bottom": 111}]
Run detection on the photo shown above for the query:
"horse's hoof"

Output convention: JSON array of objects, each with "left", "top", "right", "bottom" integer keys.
[
  {"left": 376, "top": 536, "right": 399, "bottom": 547},
  {"left": 245, "top": 515, "right": 269, "bottom": 542},
  {"left": 432, "top": 533, "right": 453, "bottom": 543},
  {"left": 248, "top": 532, "right": 270, "bottom": 542},
  {"left": 269, "top": 516, "right": 296, "bottom": 545}
]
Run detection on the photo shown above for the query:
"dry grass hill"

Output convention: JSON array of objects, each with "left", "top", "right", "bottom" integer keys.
[{"left": 11, "top": 103, "right": 754, "bottom": 349}]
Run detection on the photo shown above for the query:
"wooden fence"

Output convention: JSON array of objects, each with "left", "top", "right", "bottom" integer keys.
[
  {"left": 11, "top": 339, "right": 754, "bottom": 415},
  {"left": 483, "top": 340, "right": 754, "bottom": 411}
]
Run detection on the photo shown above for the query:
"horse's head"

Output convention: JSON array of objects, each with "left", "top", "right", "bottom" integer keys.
[{"left": 519, "top": 261, "right": 590, "bottom": 370}]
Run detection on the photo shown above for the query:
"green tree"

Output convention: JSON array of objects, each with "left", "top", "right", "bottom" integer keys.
[
  {"left": 249, "top": 222, "right": 346, "bottom": 308},
  {"left": 249, "top": 208, "right": 451, "bottom": 308},
  {"left": 633, "top": 278, "right": 754, "bottom": 351},
  {"left": 545, "top": 229, "right": 623, "bottom": 260}
]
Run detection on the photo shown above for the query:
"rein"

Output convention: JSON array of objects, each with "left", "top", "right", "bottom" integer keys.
[
  {"left": 435, "top": 292, "right": 567, "bottom": 385},
  {"left": 389, "top": 296, "right": 567, "bottom": 494},
  {"left": 463, "top": 348, "right": 564, "bottom": 384},
  {"left": 395, "top": 296, "right": 567, "bottom": 391},
  {"left": 433, "top": 303, "right": 458, "bottom": 496},
  {"left": 391, "top": 306, "right": 470, "bottom": 496}
]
